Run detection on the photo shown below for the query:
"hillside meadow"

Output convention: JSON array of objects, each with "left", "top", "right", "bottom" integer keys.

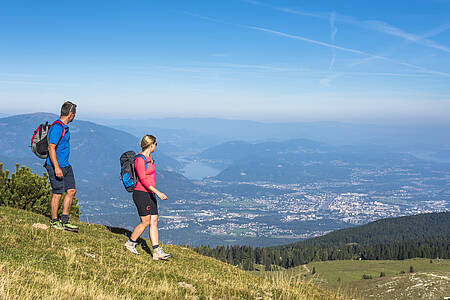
[
  {"left": 0, "top": 206, "right": 348, "bottom": 300},
  {"left": 255, "top": 258, "right": 450, "bottom": 299}
]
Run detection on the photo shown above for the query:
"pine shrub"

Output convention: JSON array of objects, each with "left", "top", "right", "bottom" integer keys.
[{"left": 0, "top": 163, "right": 80, "bottom": 219}]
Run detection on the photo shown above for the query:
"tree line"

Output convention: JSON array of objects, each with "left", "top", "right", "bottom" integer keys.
[{"left": 194, "top": 212, "right": 450, "bottom": 270}]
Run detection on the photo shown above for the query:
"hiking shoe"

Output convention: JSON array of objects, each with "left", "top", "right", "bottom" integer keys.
[
  {"left": 124, "top": 241, "right": 139, "bottom": 255},
  {"left": 153, "top": 247, "right": 171, "bottom": 260},
  {"left": 49, "top": 219, "right": 64, "bottom": 230},
  {"left": 62, "top": 222, "right": 79, "bottom": 232}
]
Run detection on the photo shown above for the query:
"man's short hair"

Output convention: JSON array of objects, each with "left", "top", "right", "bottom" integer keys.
[{"left": 61, "top": 101, "right": 77, "bottom": 116}]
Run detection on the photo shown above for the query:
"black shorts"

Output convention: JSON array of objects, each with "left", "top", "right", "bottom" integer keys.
[
  {"left": 133, "top": 190, "right": 158, "bottom": 216},
  {"left": 44, "top": 163, "right": 76, "bottom": 194}
]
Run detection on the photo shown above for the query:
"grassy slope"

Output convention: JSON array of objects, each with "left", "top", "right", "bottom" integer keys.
[
  {"left": 0, "top": 207, "right": 347, "bottom": 300},
  {"left": 257, "top": 259, "right": 450, "bottom": 300}
]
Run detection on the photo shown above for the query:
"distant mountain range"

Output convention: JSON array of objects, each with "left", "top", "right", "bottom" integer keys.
[
  {"left": 90, "top": 121, "right": 224, "bottom": 156},
  {"left": 197, "top": 139, "right": 331, "bottom": 163},
  {"left": 0, "top": 113, "right": 195, "bottom": 215},
  {"left": 0, "top": 113, "right": 181, "bottom": 169},
  {"left": 95, "top": 117, "right": 450, "bottom": 151},
  {"left": 433, "top": 149, "right": 450, "bottom": 161},
  {"left": 1, "top": 113, "right": 448, "bottom": 248},
  {"left": 196, "top": 139, "right": 450, "bottom": 185}
]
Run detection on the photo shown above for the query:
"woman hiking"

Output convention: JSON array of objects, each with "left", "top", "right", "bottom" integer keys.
[{"left": 124, "top": 134, "right": 172, "bottom": 260}]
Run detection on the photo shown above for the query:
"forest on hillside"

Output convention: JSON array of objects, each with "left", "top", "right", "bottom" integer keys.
[{"left": 194, "top": 212, "right": 450, "bottom": 270}]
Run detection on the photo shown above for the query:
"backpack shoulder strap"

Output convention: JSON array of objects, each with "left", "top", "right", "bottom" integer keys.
[
  {"left": 51, "top": 120, "right": 66, "bottom": 138},
  {"left": 51, "top": 120, "right": 66, "bottom": 147},
  {"left": 135, "top": 154, "right": 150, "bottom": 171}
]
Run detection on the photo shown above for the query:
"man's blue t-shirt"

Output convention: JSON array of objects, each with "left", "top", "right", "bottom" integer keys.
[{"left": 45, "top": 120, "right": 70, "bottom": 168}]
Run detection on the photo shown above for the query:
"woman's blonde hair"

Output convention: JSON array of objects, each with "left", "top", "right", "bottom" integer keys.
[{"left": 140, "top": 134, "right": 156, "bottom": 151}]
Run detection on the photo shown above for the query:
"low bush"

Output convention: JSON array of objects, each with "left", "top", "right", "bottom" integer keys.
[{"left": 0, "top": 163, "right": 80, "bottom": 219}]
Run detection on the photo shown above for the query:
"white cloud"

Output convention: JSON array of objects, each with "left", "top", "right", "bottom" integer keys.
[{"left": 319, "top": 74, "right": 339, "bottom": 88}]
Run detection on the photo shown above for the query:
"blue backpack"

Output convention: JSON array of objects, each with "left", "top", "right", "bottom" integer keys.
[{"left": 120, "top": 151, "right": 151, "bottom": 192}]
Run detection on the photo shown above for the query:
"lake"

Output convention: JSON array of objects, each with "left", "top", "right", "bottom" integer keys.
[{"left": 181, "top": 160, "right": 222, "bottom": 180}]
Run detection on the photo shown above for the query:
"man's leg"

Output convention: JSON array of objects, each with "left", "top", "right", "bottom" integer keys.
[
  {"left": 51, "top": 193, "right": 62, "bottom": 220},
  {"left": 59, "top": 165, "right": 78, "bottom": 231},
  {"left": 45, "top": 163, "right": 64, "bottom": 222},
  {"left": 49, "top": 192, "right": 64, "bottom": 230},
  {"left": 62, "top": 188, "right": 76, "bottom": 215},
  {"left": 60, "top": 188, "right": 78, "bottom": 231}
]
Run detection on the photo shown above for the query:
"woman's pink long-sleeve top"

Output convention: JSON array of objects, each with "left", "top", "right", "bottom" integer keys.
[{"left": 134, "top": 154, "right": 156, "bottom": 193}]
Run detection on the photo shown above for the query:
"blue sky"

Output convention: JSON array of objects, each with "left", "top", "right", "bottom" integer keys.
[{"left": 0, "top": 0, "right": 449, "bottom": 124}]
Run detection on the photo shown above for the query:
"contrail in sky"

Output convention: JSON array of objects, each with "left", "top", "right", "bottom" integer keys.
[
  {"left": 242, "top": 0, "right": 450, "bottom": 53},
  {"left": 244, "top": 25, "right": 450, "bottom": 78},
  {"left": 185, "top": 12, "right": 450, "bottom": 78},
  {"left": 329, "top": 11, "right": 337, "bottom": 70}
]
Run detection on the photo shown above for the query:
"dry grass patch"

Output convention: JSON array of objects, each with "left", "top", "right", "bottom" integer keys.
[{"left": 0, "top": 206, "right": 348, "bottom": 299}]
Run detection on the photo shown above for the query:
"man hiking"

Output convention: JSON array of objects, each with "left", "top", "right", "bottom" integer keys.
[{"left": 44, "top": 101, "right": 79, "bottom": 232}]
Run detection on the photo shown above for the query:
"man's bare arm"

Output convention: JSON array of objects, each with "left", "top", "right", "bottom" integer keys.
[{"left": 48, "top": 143, "right": 63, "bottom": 178}]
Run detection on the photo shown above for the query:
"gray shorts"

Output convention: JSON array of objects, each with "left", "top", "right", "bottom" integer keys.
[{"left": 44, "top": 163, "right": 76, "bottom": 194}]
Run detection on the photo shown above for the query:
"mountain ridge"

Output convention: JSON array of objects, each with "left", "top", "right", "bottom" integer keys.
[
  {"left": 91, "top": 116, "right": 450, "bottom": 148},
  {"left": 198, "top": 138, "right": 448, "bottom": 184},
  {"left": 281, "top": 211, "right": 450, "bottom": 248},
  {"left": 0, "top": 112, "right": 195, "bottom": 216}
]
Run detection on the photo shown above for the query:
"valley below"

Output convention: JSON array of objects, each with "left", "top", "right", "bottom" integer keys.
[{"left": 82, "top": 155, "right": 449, "bottom": 247}]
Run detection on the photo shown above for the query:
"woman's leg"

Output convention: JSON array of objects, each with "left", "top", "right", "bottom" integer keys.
[
  {"left": 130, "top": 215, "right": 150, "bottom": 241},
  {"left": 149, "top": 214, "right": 159, "bottom": 247},
  {"left": 149, "top": 215, "right": 171, "bottom": 259}
]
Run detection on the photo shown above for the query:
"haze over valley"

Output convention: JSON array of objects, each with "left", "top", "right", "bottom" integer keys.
[{"left": 1, "top": 113, "right": 448, "bottom": 247}]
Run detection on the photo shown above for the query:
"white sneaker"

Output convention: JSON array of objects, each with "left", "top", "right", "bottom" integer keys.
[
  {"left": 124, "top": 241, "right": 139, "bottom": 255},
  {"left": 153, "top": 247, "right": 171, "bottom": 260}
]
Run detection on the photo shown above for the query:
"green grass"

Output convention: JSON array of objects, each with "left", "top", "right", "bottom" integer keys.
[
  {"left": 255, "top": 259, "right": 450, "bottom": 299},
  {"left": 0, "top": 206, "right": 348, "bottom": 300},
  {"left": 306, "top": 259, "right": 450, "bottom": 287}
]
